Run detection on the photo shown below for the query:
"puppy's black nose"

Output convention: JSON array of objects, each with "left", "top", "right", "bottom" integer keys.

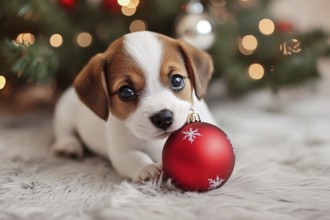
[{"left": 150, "top": 109, "right": 173, "bottom": 130}]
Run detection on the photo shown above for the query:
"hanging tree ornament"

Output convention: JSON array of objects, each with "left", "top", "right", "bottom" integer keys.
[
  {"left": 162, "top": 110, "right": 235, "bottom": 192},
  {"left": 103, "top": 0, "right": 121, "bottom": 13},
  {"left": 175, "top": 0, "right": 216, "bottom": 50},
  {"left": 276, "top": 21, "right": 294, "bottom": 33},
  {"left": 58, "top": 0, "right": 76, "bottom": 10}
]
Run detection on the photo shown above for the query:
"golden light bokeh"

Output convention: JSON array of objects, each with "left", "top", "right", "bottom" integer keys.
[
  {"left": 16, "top": 33, "right": 35, "bottom": 46},
  {"left": 242, "top": 35, "right": 258, "bottom": 51},
  {"left": 118, "top": 0, "right": 130, "bottom": 6},
  {"left": 118, "top": 0, "right": 139, "bottom": 8},
  {"left": 248, "top": 63, "right": 264, "bottom": 80},
  {"left": 0, "top": 75, "right": 6, "bottom": 90},
  {"left": 259, "top": 18, "right": 275, "bottom": 35},
  {"left": 49, "top": 34, "right": 63, "bottom": 47},
  {"left": 127, "top": 0, "right": 139, "bottom": 8},
  {"left": 130, "top": 20, "right": 147, "bottom": 32},
  {"left": 238, "top": 38, "right": 254, "bottom": 55},
  {"left": 76, "top": 32, "right": 93, "bottom": 47},
  {"left": 239, "top": 35, "right": 258, "bottom": 55},
  {"left": 121, "top": 6, "right": 136, "bottom": 16}
]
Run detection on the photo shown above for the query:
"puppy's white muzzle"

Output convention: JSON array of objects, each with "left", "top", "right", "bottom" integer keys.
[{"left": 124, "top": 89, "right": 192, "bottom": 140}]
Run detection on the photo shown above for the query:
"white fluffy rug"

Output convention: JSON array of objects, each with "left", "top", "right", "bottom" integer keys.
[{"left": 1, "top": 62, "right": 330, "bottom": 220}]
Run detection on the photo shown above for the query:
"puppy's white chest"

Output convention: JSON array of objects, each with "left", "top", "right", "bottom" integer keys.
[
  {"left": 75, "top": 94, "right": 108, "bottom": 156},
  {"left": 104, "top": 115, "right": 165, "bottom": 162},
  {"left": 138, "top": 139, "right": 165, "bottom": 163}
]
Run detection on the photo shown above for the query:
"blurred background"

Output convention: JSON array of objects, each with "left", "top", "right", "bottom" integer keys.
[{"left": 0, "top": 0, "right": 330, "bottom": 111}]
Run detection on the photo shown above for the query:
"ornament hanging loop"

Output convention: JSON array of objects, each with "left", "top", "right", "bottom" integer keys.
[{"left": 187, "top": 109, "right": 201, "bottom": 123}]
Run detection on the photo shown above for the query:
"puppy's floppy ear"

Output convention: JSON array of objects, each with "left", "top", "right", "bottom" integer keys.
[
  {"left": 178, "top": 40, "right": 214, "bottom": 100},
  {"left": 73, "top": 53, "right": 110, "bottom": 121}
]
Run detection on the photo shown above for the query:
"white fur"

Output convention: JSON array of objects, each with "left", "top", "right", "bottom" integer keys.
[
  {"left": 123, "top": 32, "right": 191, "bottom": 139},
  {"left": 125, "top": 90, "right": 192, "bottom": 140},
  {"left": 124, "top": 31, "right": 163, "bottom": 93},
  {"left": 52, "top": 32, "right": 216, "bottom": 182}
]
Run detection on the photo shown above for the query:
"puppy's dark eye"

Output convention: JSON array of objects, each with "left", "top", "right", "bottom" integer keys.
[
  {"left": 171, "top": 74, "right": 185, "bottom": 91},
  {"left": 118, "top": 86, "right": 135, "bottom": 101}
]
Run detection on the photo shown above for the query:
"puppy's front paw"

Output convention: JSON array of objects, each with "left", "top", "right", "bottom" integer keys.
[
  {"left": 135, "top": 163, "right": 162, "bottom": 183},
  {"left": 51, "top": 137, "right": 83, "bottom": 159}
]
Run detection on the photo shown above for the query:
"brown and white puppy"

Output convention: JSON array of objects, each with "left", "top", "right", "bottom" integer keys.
[{"left": 52, "top": 31, "right": 216, "bottom": 182}]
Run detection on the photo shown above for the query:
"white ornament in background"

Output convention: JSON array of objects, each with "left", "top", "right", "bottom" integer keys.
[{"left": 175, "top": 0, "right": 215, "bottom": 50}]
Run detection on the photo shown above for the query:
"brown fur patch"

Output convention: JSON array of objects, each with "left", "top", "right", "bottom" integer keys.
[
  {"left": 177, "top": 40, "right": 214, "bottom": 100},
  {"left": 157, "top": 35, "right": 193, "bottom": 103},
  {"left": 103, "top": 38, "right": 145, "bottom": 121},
  {"left": 74, "top": 53, "right": 110, "bottom": 121}
]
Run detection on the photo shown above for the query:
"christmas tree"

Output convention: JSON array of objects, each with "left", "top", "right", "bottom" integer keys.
[
  {"left": 210, "top": 0, "right": 329, "bottom": 95},
  {"left": 0, "top": 0, "right": 329, "bottom": 103}
]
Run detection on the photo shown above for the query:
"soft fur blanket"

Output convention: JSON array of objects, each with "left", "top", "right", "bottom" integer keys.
[{"left": 1, "top": 61, "right": 330, "bottom": 220}]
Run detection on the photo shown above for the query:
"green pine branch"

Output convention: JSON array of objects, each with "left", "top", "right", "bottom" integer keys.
[
  {"left": 298, "top": 29, "right": 330, "bottom": 55},
  {"left": 1, "top": 39, "right": 59, "bottom": 83}
]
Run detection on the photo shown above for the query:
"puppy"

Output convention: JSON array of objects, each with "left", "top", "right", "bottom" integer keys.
[{"left": 52, "top": 31, "right": 217, "bottom": 182}]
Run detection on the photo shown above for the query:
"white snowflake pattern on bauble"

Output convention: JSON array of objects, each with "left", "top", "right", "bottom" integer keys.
[
  {"left": 208, "top": 176, "right": 225, "bottom": 190},
  {"left": 182, "top": 128, "right": 202, "bottom": 144}
]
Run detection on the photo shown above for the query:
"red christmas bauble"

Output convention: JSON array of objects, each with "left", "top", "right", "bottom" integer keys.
[
  {"left": 276, "top": 21, "right": 294, "bottom": 33},
  {"left": 162, "top": 121, "right": 235, "bottom": 192},
  {"left": 58, "top": 0, "right": 75, "bottom": 10},
  {"left": 103, "top": 0, "right": 121, "bottom": 13}
]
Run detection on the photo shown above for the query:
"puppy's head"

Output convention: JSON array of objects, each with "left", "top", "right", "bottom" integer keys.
[{"left": 74, "top": 31, "right": 213, "bottom": 140}]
